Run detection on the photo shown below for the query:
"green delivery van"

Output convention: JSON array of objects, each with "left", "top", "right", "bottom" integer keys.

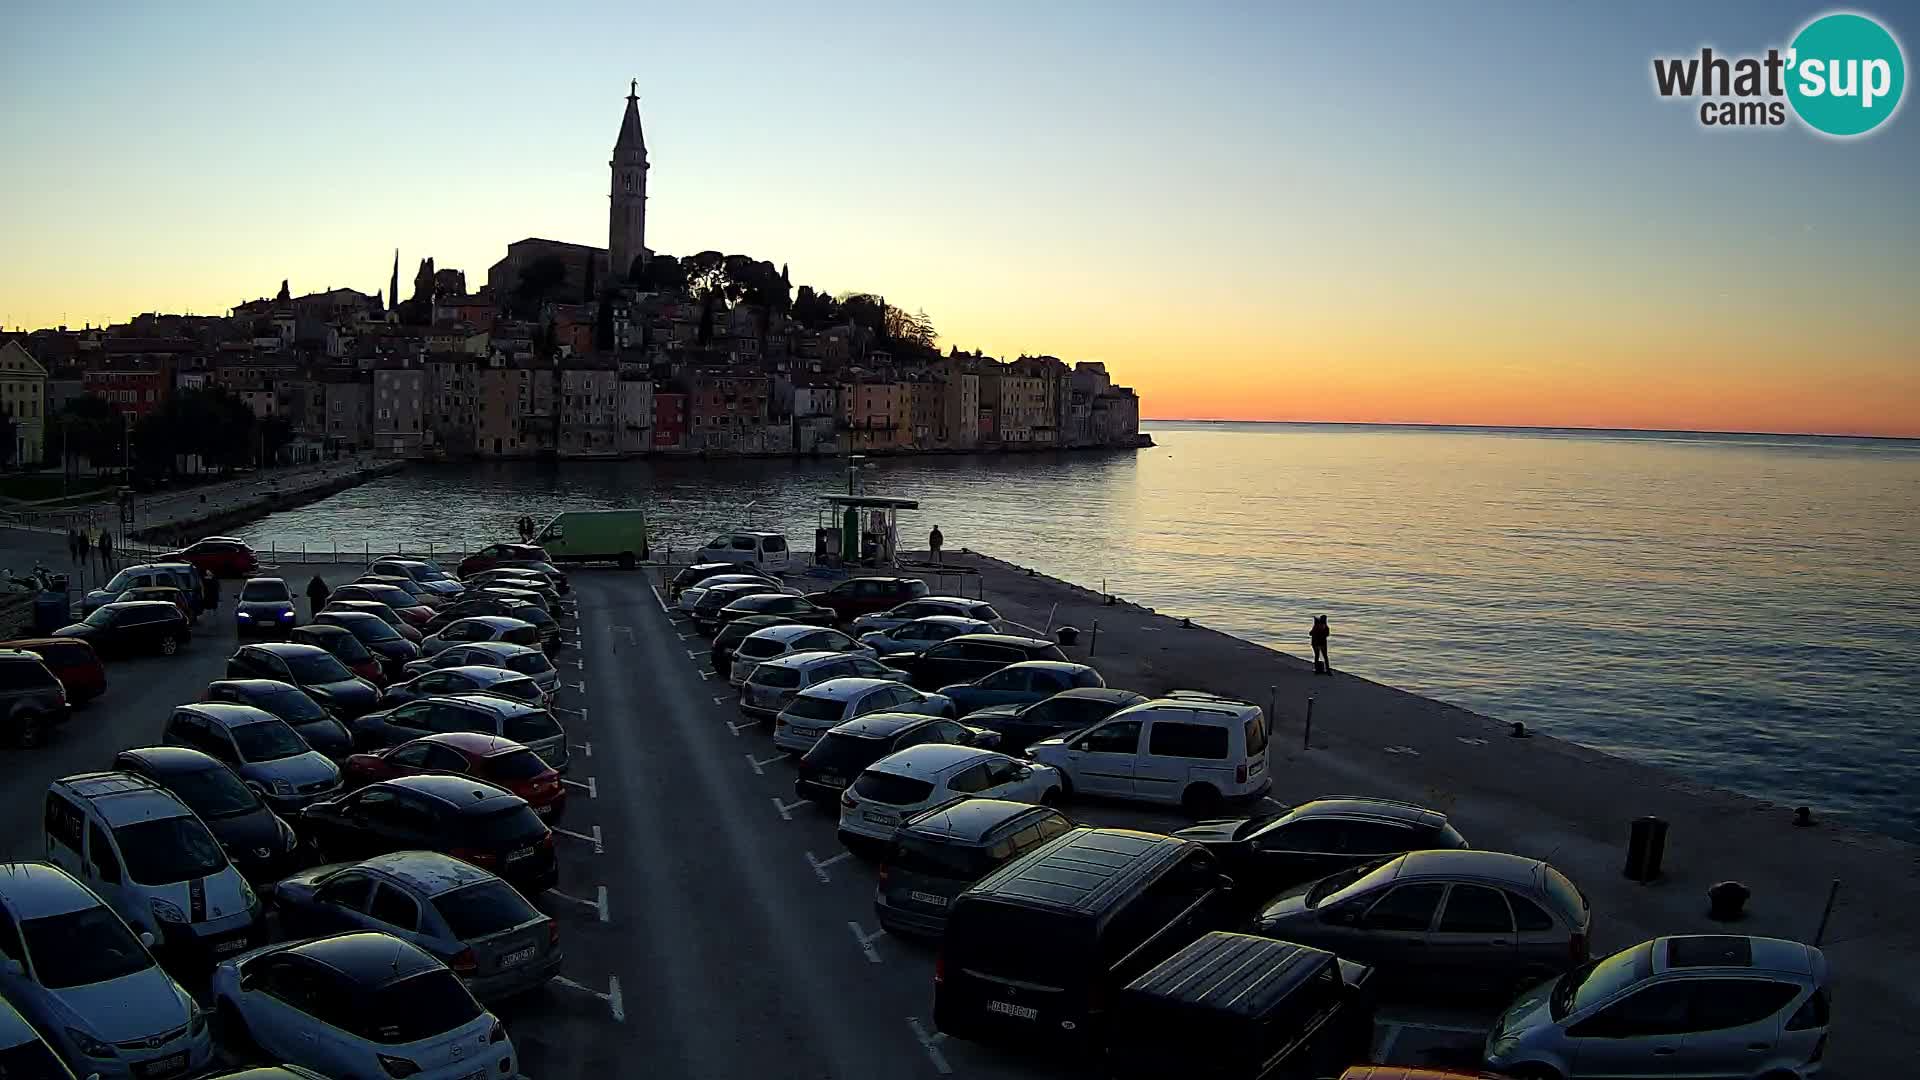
[{"left": 535, "top": 509, "right": 650, "bottom": 569}]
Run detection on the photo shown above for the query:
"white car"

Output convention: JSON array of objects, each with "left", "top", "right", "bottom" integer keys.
[
  {"left": 1026, "top": 691, "right": 1273, "bottom": 813},
  {"left": 213, "top": 931, "right": 514, "bottom": 1080},
  {"left": 676, "top": 574, "right": 775, "bottom": 613},
  {"left": 0, "top": 862, "right": 212, "bottom": 1080},
  {"left": 772, "top": 678, "right": 953, "bottom": 753},
  {"left": 849, "top": 597, "right": 1003, "bottom": 635},
  {"left": 835, "top": 744, "right": 1061, "bottom": 852},
  {"left": 741, "top": 651, "right": 909, "bottom": 719},
  {"left": 728, "top": 625, "right": 871, "bottom": 687}
]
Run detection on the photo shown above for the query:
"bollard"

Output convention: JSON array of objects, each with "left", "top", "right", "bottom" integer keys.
[
  {"left": 1707, "top": 880, "right": 1750, "bottom": 921},
  {"left": 1088, "top": 619, "right": 1100, "bottom": 656},
  {"left": 1813, "top": 879, "right": 1840, "bottom": 945},
  {"left": 1303, "top": 696, "right": 1314, "bottom": 750},
  {"left": 1624, "top": 817, "right": 1669, "bottom": 882},
  {"left": 1268, "top": 685, "right": 1276, "bottom": 729}
]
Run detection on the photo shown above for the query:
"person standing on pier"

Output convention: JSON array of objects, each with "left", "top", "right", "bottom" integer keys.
[
  {"left": 929, "top": 525, "right": 944, "bottom": 566},
  {"left": 1310, "top": 615, "right": 1332, "bottom": 674},
  {"left": 306, "top": 575, "right": 331, "bottom": 620},
  {"left": 98, "top": 529, "right": 114, "bottom": 574},
  {"left": 202, "top": 568, "right": 221, "bottom": 611}
]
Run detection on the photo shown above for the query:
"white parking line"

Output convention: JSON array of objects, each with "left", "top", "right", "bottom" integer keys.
[
  {"left": 562, "top": 776, "right": 597, "bottom": 798},
  {"left": 677, "top": 632, "right": 695, "bottom": 641},
  {"left": 807, "top": 850, "right": 853, "bottom": 883},
  {"left": 770, "top": 796, "right": 809, "bottom": 821},
  {"left": 726, "top": 718, "right": 758, "bottom": 737},
  {"left": 564, "top": 680, "right": 587, "bottom": 693},
  {"left": 544, "top": 887, "right": 610, "bottom": 923},
  {"left": 554, "top": 825, "right": 604, "bottom": 853},
  {"left": 712, "top": 695, "right": 729, "bottom": 706},
  {"left": 848, "top": 921, "right": 886, "bottom": 964},
  {"left": 745, "top": 752, "right": 786, "bottom": 776},
  {"left": 698, "top": 670, "right": 715, "bottom": 680},
  {"left": 565, "top": 657, "right": 586, "bottom": 670},
  {"left": 685, "top": 649, "right": 704, "bottom": 660},
  {"left": 550, "top": 974, "right": 625, "bottom": 1023},
  {"left": 649, "top": 586, "right": 670, "bottom": 614},
  {"left": 573, "top": 741, "right": 593, "bottom": 758},
  {"left": 906, "top": 1017, "right": 952, "bottom": 1075},
  {"left": 553, "top": 705, "right": 587, "bottom": 718}
]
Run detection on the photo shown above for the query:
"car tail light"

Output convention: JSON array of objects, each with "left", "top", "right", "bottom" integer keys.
[
  {"left": 449, "top": 947, "right": 477, "bottom": 974},
  {"left": 1235, "top": 763, "right": 1248, "bottom": 784},
  {"left": 547, "top": 919, "right": 560, "bottom": 947},
  {"left": 377, "top": 1054, "right": 422, "bottom": 1078},
  {"left": 451, "top": 847, "right": 495, "bottom": 867},
  {"left": 540, "top": 831, "right": 556, "bottom": 849},
  {"left": 490, "top": 1021, "right": 508, "bottom": 1044},
  {"left": 877, "top": 864, "right": 890, "bottom": 884},
  {"left": 1570, "top": 932, "right": 1589, "bottom": 963},
  {"left": 933, "top": 948, "right": 944, "bottom": 986},
  {"left": 840, "top": 792, "right": 857, "bottom": 809}
]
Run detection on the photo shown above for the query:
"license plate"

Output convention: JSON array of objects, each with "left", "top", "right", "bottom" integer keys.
[
  {"left": 986, "top": 1000, "right": 1038, "bottom": 1021},
  {"left": 909, "top": 891, "right": 949, "bottom": 907},
  {"left": 506, "top": 846, "right": 536, "bottom": 863},
  {"left": 213, "top": 938, "right": 248, "bottom": 955},
  {"left": 142, "top": 1053, "right": 188, "bottom": 1078},
  {"left": 500, "top": 945, "right": 537, "bottom": 968},
  {"left": 533, "top": 804, "right": 553, "bottom": 816},
  {"left": 862, "top": 811, "right": 895, "bottom": 825},
  {"left": 818, "top": 776, "right": 848, "bottom": 789}
]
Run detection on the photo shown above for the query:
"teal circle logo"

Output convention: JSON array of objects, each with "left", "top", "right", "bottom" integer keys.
[{"left": 1787, "top": 13, "right": 1906, "bottom": 136}]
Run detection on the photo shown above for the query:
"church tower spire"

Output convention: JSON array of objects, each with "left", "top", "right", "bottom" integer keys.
[{"left": 609, "top": 80, "right": 649, "bottom": 284}]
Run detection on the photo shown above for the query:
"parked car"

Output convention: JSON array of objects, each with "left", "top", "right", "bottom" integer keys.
[
  {"left": 472, "top": 585, "right": 551, "bottom": 615},
  {"left": 464, "top": 573, "right": 563, "bottom": 609},
  {"left": 806, "top": 576, "right": 931, "bottom": 622},
  {"left": 357, "top": 574, "right": 447, "bottom": 610},
  {"left": 1110, "top": 932, "right": 1376, "bottom": 1079},
  {"left": 161, "top": 703, "right": 341, "bottom": 813},
  {"left": 424, "top": 595, "right": 537, "bottom": 633},
  {"left": 0, "top": 638, "right": 105, "bottom": 706},
  {"left": 53, "top": 601, "right": 191, "bottom": 657},
  {"left": 0, "top": 648, "right": 69, "bottom": 748},
  {"left": 962, "top": 687, "right": 1149, "bottom": 754},
  {"left": 299, "top": 775, "right": 558, "bottom": 894},
  {"left": 210, "top": 932, "right": 516, "bottom": 1080},
  {"left": 675, "top": 572, "right": 781, "bottom": 613},
  {"left": 1254, "top": 850, "right": 1592, "bottom": 991},
  {"left": 457, "top": 542, "right": 550, "bottom": 577},
  {"left": 341, "top": 732, "right": 566, "bottom": 819},
  {"left": 117, "top": 585, "right": 194, "bottom": 622},
  {"left": 670, "top": 561, "right": 775, "bottom": 601},
  {"left": 850, "top": 597, "right": 1003, "bottom": 635},
  {"left": 235, "top": 578, "right": 298, "bottom": 638},
  {"left": 202, "top": 679, "right": 355, "bottom": 760},
  {"left": 327, "top": 584, "right": 434, "bottom": 627},
  {"left": 836, "top": 744, "right": 1060, "bottom": 855},
  {"left": 287, "top": 623, "right": 387, "bottom": 685},
  {"left": 708, "top": 614, "right": 801, "bottom": 678},
  {"left": 892, "top": 633, "right": 1069, "bottom": 690},
  {"left": 1174, "top": 796, "right": 1469, "bottom": 898},
  {"left": 111, "top": 746, "right": 305, "bottom": 883},
  {"left": 483, "top": 599, "right": 560, "bottom": 650},
  {"left": 693, "top": 530, "right": 790, "bottom": 570},
  {"left": 479, "top": 561, "right": 569, "bottom": 594},
  {"left": 311, "top": 609, "right": 421, "bottom": 674},
  {"left": 858, "top": 615, "right": 997, "bottom": 658},
  {"left": 1484, "top": 935, "right": 1831, "bottom": 1080},
  {"left": 80, "top": 564, "right": 203, "bottom": 616},
  {"left": 712, "top": 593, "right": 838, "bottom": 635},
  {"left": 367, "top": 558, "right": 465, "bottom": 598},
  {"left": 166, "top": 536, "right": 259, "bottom": 579},
  {"left": 420, "top": 617, "right": 544, "bottom": 657},
  {"left": 743, "top": 651, "right": 906, "bottom": 722},
  {"left": 772, "top": 677, "right": 954, "bottom": 753},
  {"left": 226, "top": 643, "right": 381, "bottom": 719},
  {"left": 0, "top": 995, "right": 76, "bottom": 1080},
  {"left": 933, "top": 828, "right": 1238, "bottom": 1048},
  {"left": 728, "top": 625, "right": 873, "bottom": 687},
  {"left": 350, "top": 694, "right": 569, "bottom": 772},
  {"left": 871, "top": 799, "right": 1073, "bottom": 938},
  {"left": 0, "top": 862, "right": 213, "bottom": 1080},
  {"left": 1028, "top": 691, "right": 1273, "bottom": 813},
  {"left": 383, "top": 666, "right": 546, "bottom": 707},
  {"left": 937, "top": 660, "right": 1105, "bottom": 715},
  {"left": 688, "top": 582, "right": 791, "bottom": 633},
  {"left": 43, "top": 772, "right": 265, "bottom": 965},
  {"left": 795, "top": 712, "right": 1000, "bottom": 804},
  {"left": 274, "top": 852, "right": 562, "bottom": 1002},
  {"left": 321, "top": 600, "right": 424, "bottom": 644},
  {"left": 400, "top": 641, "right": 559, "bottom": 695}
]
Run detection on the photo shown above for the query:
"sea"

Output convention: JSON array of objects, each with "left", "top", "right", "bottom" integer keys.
[{"left": 237, "top": 422, "right": 1920, "bottom": 841}]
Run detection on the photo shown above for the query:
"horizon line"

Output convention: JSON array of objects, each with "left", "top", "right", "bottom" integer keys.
[{"left": 1140, "top": 419, "right": 1920, "bottom": 443}]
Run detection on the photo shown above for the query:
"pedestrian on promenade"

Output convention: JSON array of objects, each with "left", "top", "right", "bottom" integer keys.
[
  {"left": 98, "top": 529, "right": 115, "bottom": 574},
  {"left": 77, "top": 529, "right": 92, "bottom": 584},
  {"left": 67, "top": 528, "right": 82, "bottom": 567},
  {"left": 517, "top": 515, "right": 535, "bottom": 542},
  {"left": 306, "top": 575, "right": 331, "bottom": 619},
  {"left": 929, "top": 525, "right": 944, "bottom": 566},
  {"left": 1309, "top": 615, "right": 1331, "bottom": 675},
  {"left": 202, "top": 568, "right": 220, "bottom": 611}
]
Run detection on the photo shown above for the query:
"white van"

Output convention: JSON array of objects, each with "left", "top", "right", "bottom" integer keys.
[
  {"left": 1027, "top": 691, "right": 1272, "bottom": 813},
  {"left": 43, "top": 772, "right": 264, "bottom": 964},
  {"left": 695, "top": 530, "right": 792, "bottom": 570}
]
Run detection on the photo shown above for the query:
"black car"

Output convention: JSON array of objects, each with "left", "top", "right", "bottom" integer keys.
[
  {"left": 111, "top": 745, "right": 305, "bottom": 883},
  {"left": 714, "top": 593, "right": 838, "bottom": 634},
  {"left": 311, "top": 609, "right": 420, "bottom": 676},
  {"left": 793, "top": 712, "right": 1000, "bottom": 804},
  {"left": 288, "top": 624, "right": 387, "bottom": 683},
  {"left": 1173, "top": 797, "right": 1469, "bottom": 899},
  {"left": 349, "top": 694, "right": 571, "bottom": 772},
  {"left": 669, "top": 561, "right": 774, "bottom": 600},
  {"left": 227, "top": 642, "right": 382, "bottom": 719},
  {"left": 235, "top": 577, "right": 298, "bottom": 638},
  {"left": 493, "top": 559, "right": 570, "bottom": 594},
  {"left": 53, "top": 600, "right": 192, "bottom": 657},
  {"left": 893, "top": 633, "right": 1068, "bottom": 691},
  {"left": 204, "top": 678, "right": 356, "bottom": 760},
  {"left": 689, "top": 582, "right": 788, "bottom": 633},
  {"left": 708, "top": 614, "right": 792, "bottom": 678},
  {"left": 0, "top": 648, "right": 69, "bottom": 747},
  {"left": 424, "top": 595, "right": 530, "bottom": 633},
  {"left": 871, "top": 798, "right": 1073, "bottom": 938},
  {"left": 961, "top": 687, "right": 1150, "bottom": 753},
  {"left": 299, "top": 774, "right": 558, "bottom": 894}
]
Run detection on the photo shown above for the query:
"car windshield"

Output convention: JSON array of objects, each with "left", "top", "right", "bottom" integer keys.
[
  {"left": 851, "top": 771, "right": 937, "bottom": 805},
  {"left": 358, "top": 970, "right": 483, "bottom": 1044},
  {"left": 737, "top": 638, "right": 787, "bottom": 659},
  {"left": 1236, "top": 811, "right": 1290, "bottom": 840},
  {"left": 895, "top": 833, "right": 995, "bottom": 880},
  {"left": 804, "top": 732, "right": 889, "bottom": 774},
  {"left": 81, "top": 607, "right": 118, "bottom": 628},
  {"left": 782, "top": 695, "right": 846, "bottom": 722},
  {"left": 434, "top": 880, "right": 540, "bottom": 940},
  {"left": 285, "top": 652, "right": 353, "bottom": 682},
  {"left": 487, "top": 678, "right": 544, "bottom": 704},
  {"left": 102, "top": 569, "right": 139, "bottom": 592},
  {"left": 258, "top": 688, "right": 328, "bottom": 722},
  {"left": 1552, "top": 942, "right": 1653, "bottom": 1020},
  {"left": 748, "top": 666, "right": 803, "bottom": 689},
  {"left": 231, "top": 719, "right": 309, "bottom": 762},
  {"left": 318, "top": 634, "right": 372, "bottom": 662},
  {"left": 502, "top": 710, "right": 560, "bottom": 742},
  {"left": 1306, "top": 858, "right": 1395, "bottom": 908},
  {"left": 342, "top": 617, "right": 401, "bottom": 642},
  {"left": 166, "top": 764, "right": 262, "bottom": 819},
  {"left": 504, "top": 652, "right": 553, "bottom": 677},
  {"left": 486, "top": 748, "right": 549, "bottom": 781},
  {"left": 458, "top": 805, "right": 547, "bottom": 848},
  {"left": 113, "top": 816, "right": 228, "bottom": 885},
  {"left": 361, "top": 587, "right": 413, "bottom": 606},
  {"left": 241, "top": 581, "right": 290, "bottom": 602},
  {"left": 20, "top": 905, "right": 154, "bottom": 989}
]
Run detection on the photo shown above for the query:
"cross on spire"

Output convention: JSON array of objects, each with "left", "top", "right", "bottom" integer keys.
[{"left": 628, "top": 78, "right": 637, "bottom": 102}]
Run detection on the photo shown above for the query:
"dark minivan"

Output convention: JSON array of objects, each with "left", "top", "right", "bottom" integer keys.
[
  {"left": 874, "top": 798, "right": 1072, "bottom": 937},
  {"left": 895, "top": 634, "right": 1068, "bottom": 692},
  {"left": 933, "top": 827, "right": 1237, "bottom": 1049},
  {"left": 0, "top": 649, "right": 69, "bottom": 747}
]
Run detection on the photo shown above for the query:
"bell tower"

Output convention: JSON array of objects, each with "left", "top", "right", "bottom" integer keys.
[{"left": 609, "top": 80, "right": 649, "bottom": 283}]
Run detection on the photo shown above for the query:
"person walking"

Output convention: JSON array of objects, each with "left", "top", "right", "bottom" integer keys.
[
  {"left": 201, "top": 567, "right": 221, "bottom": 611},
  {"left": 98, "top": 529, "right": 115, "bottom": 575},
  {"left": 77, "top": 528, "right": 93, "bottom": 585},
  {"left": 1309, "top": 615, "right": 1332, "bottom": 675},
  {"left": 67, "top": 528, "right": 82, "bottom": 568},
  {"left": 306, "top": 574, "right": 331, "bottom": 619},
  {"left": 929, "top": 525, "right": 944, "bottom": 566}
]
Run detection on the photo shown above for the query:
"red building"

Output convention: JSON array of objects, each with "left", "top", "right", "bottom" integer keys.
[
  {"left": 652, "top": 392, "right": 687, "bottom": 449},
  {"left": 82, "top": 369, "right": 170, "bottom": 417}
]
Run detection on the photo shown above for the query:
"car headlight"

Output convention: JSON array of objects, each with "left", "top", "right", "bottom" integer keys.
[
  {"left": 278, "top": 818, "right": 301, "bottom": 852},
  {"left": 1485, "top": 1034, "right": 1520, "bottom": 1061},
  {"left": 236, "top": 611, "right": 252, "bottom": 620},
  {"left": 64, "top": 1027, "right": 117, "bottom": 1059},
  {"left": 188, "top": 1000, "right": 208, "bottom": 1037},
  {"left": 270, "top": 778, "right": 293, "bottom": 795},
  {"left": 238, "top": 876, "right": 260, "bottom": 911},
  {"left": 150, "top": 898, "right": 187, "bottom": 924},
  {"left": 279, "top": 609, "right": 295, "bottom": 621}
]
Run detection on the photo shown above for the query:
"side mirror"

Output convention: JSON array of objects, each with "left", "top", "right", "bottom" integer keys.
[
  {"left": 138, "top": 931, "right": 156, "bottom": 948},
  {"left": 1015, "top": 766, "right": 1033, "bottom": 779}
]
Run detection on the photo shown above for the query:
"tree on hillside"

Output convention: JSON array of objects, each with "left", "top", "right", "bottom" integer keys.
[
  {"left": 885, "top": 306, "right": 938, "bottom": 351},
  {"left": 509, "top": 256, "right": 570, "bottom": 318},
  {"left": 682, "top": 251, "right": 726, "bottom": 298},
  {"left": 60, "top": 395, "right": 122, "bottom": 474},
  {"left": 638, "top": 254, "right": 685, "bottom": 293}
]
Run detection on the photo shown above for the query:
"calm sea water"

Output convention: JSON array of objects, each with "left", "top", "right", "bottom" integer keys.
[{"left": 240, "top": 423, "right": 1920, "bottom": 840}]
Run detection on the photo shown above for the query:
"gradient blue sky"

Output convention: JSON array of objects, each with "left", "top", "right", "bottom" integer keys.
[{"left": 3, "top": 1, "right": 1915, "bottom": 433}]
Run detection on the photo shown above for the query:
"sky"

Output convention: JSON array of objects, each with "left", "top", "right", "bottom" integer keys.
[{"left": 2, "top": 1, "right": 1916, "bottom": 436}]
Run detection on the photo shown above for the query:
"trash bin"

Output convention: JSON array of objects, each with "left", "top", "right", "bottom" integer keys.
[
  {"left": 33, "top": 590, "right": 70, "bottom": 635},
  {"left": 1624, "top": 816, "right": 1669, "bottom": 882}
]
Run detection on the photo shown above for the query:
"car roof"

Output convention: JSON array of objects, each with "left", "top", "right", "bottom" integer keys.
[
  {"left": 904, "top": 798, "right": 1052, "bottom": 841},
  {"left": 318, "top": 609, "right": 383, "bottom": 623},
  {"left": 1395, "top": 849, "right": 1542, "bottom": 886},
  {"left": 868, "top": 743, "right": 998, "bottom": 777},
  {"left": 177, "top": 702, "right": 283, "bottom": 729},
  {"left": 1051, "top": 687, "right": 1147, "bottom": 705},
  {"left": 287, "top": 931, "right": 440, "bottom": 986},
  {"left": 379, "top": 774, "right": 524, "bottom": 811},
  {"left": 101, "top": 600, "right": 180, "bottom": 614},
  {"left": 208, "top": 678, "right": 300, "bottom": 696},
  {"left": 422, "top": 693, "right": 540, "bottom": 717},
  {"left": 968, "top": 827, "right": 1193, "bottom": 913},
  {"left": 53, "top": 772, "right": 193, "bottom": 826},
  {"left": 915, "top": 596, "right": 985, "bottom": 606},
  {"left": 0, "top": 649, "right": 44, "bottom": 663},
  {"left": 1287, "top": 797, "right": 1448, "bottom": 829},
  {"left": 358, "top": 851, "right": 500, "bottom": 897},
  {"left": 446, "top": 616, "right": 533, "bottom": 630},
  {"left": 829, "top": 711, "right": 942, "bottom": 739},
  {"left": 1000, "top": 660, "right": 1093, "bottom": 675},
  {"left": 1654, "top": 935, "right": 1816, "bottom": 976},
  {"left": 744, "top": 624, "right": 833, "bottom": 644},
  {"left": 897, "top": 615, "right": 989, "bottom": 628},
  {"left": 0, "top": 861, "right": 109, "bottom": 919},
  {"left": 845, "top": 576, "right": 915, "bottom": 585},
  {"left": 454, "top": 640, "right": 540, "bottom": 657},
  {"left": 1118, "top": 694, "right": 1259, "bottom": 721},
  {"left": 115, "top": 745, "right": 227, "bottom": 774},
  {"left": 1121, "top": 932, "right": 1338, "bottom": 1018},
  {"left": 795, "top": 677, "right": 903, "bottom": 701},
  {"left": 245, "top": 642, "right": 332, "bottom": 658},
  {"left": 433, "top": 666, "right": 529, "bottom": 684},
  {"left": 293, "top": 624, "right": 354, "bottom": 640},
  {"left": 242, "top": 577, "right": 288, "bottom": 587},
  {"left": 761, "top": 650, "right": 860, "bottom": 672},
  {"left": 416, "top": 732, "right": 527, "bottom": 757},
  {"left": 944, "top": 632, "right": 1055, "bottom": 649}
]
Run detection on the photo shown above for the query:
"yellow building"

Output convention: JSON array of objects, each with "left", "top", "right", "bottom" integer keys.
[{"left": 0, "top": 340, "right": 48, "bottom": 466}]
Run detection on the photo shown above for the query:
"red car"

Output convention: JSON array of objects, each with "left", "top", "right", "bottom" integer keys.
[
  {"left": 0, "top": 638, "right": 106, "bottom": 705},
  {"left": 163, "top": 537, "right": 260, "bottom": 579},
  {"left": 341, "top": 732, "right": 567, "bottom": 819},
  {"left": 458, "top": 543, "right": 552, "bottom": 578}
]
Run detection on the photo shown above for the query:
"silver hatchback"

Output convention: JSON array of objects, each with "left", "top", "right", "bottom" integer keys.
[{"left": 740, "top": 651, "right": 907, "bottom": 719}]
